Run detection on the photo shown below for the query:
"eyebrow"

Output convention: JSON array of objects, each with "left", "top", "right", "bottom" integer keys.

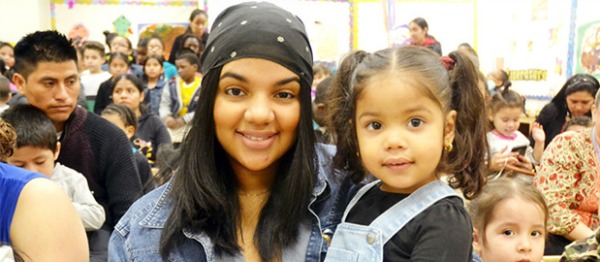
[
  {"left": 38, "top": 74, "right": 79, "bottom": 82},
  {"left": 357, "top": 104, "right": 433, "bottom": 120},
  {"left": 220, "top": 72, "right": 300, "bottom": 86}
]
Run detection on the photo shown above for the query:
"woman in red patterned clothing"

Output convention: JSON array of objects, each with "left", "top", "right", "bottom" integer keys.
[
  {"left": 534, "top": 89, "right": 600, "bottom": 255},
  {"left": 408, "top": 17, "right": 442, "bottom": 56}
]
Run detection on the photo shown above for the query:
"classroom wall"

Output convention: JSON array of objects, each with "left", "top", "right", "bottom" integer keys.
[
  {"left": 0, "top": 0, "right": 52, "bottom": 44},
  {"left": 3, "top": 0, "right": 600, "bottom": 114}
]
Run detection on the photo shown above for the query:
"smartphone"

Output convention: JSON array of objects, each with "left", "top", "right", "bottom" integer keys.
[{"left": 511, "top": 145, "right": 527, "bottom": 156}]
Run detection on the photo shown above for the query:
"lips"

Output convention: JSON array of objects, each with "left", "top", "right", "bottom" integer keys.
[
  {"left": 50, "top": 105, "right": 72, "bottom": 112},
  {"left": 382, "top": 157, "right": 413, "bottom": 171},
  {"left": 237, "top": 131, "right": 278, "bottom": 150}
]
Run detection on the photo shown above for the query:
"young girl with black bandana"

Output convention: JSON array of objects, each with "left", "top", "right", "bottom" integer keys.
[
  {"left": 324, "top": 47, "right": 488, "bottom": 261},
  {"left": 108, "top": 2, "right": 358, "bottom": 261}
]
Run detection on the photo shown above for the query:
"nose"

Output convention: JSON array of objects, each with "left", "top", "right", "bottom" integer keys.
[
  {"left": 517, "top": 236, "right": 532, "bottom": 253},
  {"left": 244, "top": 94, "right": 274, "bottom": 126},
  {"left": 384, "top": 128, "right": 407, "bottom": 151},
  {"left": 54, "top": 82, "right": 70, "bottom": 101}
]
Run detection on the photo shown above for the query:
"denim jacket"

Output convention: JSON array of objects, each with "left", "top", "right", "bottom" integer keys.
[{"left": 108, "top": 144, "right": 358, "bottom": 261}]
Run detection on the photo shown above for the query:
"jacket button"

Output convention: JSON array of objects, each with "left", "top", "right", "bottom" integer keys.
[{"left": 366, "top": 233, "right": 376, "bottom": 244}]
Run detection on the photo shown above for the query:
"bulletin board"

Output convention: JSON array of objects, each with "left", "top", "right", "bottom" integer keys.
[{"left": 50, "top": 0, "right": 200, "bottom": 50}]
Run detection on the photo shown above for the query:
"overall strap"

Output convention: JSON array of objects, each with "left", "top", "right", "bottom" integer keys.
[
  {"left": 369, "top": 180, "right": 458, "bottom": 244},
  {"left": 341, "top": 180, "right": 380, "bottom": 221}
]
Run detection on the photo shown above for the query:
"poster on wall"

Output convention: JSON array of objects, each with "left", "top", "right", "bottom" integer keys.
[
  {"left": 138, "top": 23, "right": 188, "bottom": 60},
  {"left": 574, "top": 21, "right": 600, "bottom": 77},
  {"left": 52, "top": 1, "right": 198, "bottom": 49}
]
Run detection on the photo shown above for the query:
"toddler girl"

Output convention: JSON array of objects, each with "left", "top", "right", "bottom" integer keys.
[
  {"left": 94, "top": 52, "right": 130, "bottom": 114},
  {"left": 468, "top": 177, "right": 547, "bottom": 262},
  {"left": 487, "top": 88, "right": 545, "bottom": 180},
  {"left": 324, "top": 46, "right": 488, "bottom": 261}
]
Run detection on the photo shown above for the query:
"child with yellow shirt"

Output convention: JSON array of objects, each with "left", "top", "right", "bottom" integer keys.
[{"left": 159, "top": 51, "right": 202, "bottom": 144}]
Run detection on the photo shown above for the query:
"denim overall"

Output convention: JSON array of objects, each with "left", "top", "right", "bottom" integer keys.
[{"left": 324, "top": 180, "right": 458, "bottom": 262}]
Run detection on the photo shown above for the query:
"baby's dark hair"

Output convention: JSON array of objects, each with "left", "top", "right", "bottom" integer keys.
[
  {"left": 488, "top": 88, "right": 524, "bottom": 114},
  {"left": 1, "top": 104, "right": 57, "bottom": 153},
  {"left": 175, "top": 50, "right": 199, "bottom": 66},
  {"left": 327, "top": 46, "right": 488, "bottom": 199},
  {"left": 101, "top": 103, "right": 138, "bottom": 131},
  {"left": 565, "top": 115, "right": 593, "bottom": 130},
  {"left": 468, "top": 177, "right": 547, "bottom": 243},
  {"left": 82, "top": 40, "right": 106, "bottom": 57},
  {"left": 13, "top": 31, "right": 77, "bottom": 79}
]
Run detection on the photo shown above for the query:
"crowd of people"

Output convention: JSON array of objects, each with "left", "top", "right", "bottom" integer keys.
[{"left": 0, "top": 1, "right": 600, "bottom": 261}]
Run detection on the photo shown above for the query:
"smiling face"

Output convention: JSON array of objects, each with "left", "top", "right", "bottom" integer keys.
[
  {"left": 475, "top": 197, "right": 546, "bottom": 262},
  {"left": 13, "top": 61, "right": 80, "bottom": 132},
  {"left": 490, "top": 106, "right": 522, "bottom": 138},
  {"left": 213, "top": 58, "right": 300, "bottom": 178},
  {"left": 355, "top": 71, "right": 455, "bottom": 194}
]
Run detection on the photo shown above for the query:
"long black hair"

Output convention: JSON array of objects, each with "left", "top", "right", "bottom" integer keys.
[
  {"left": 550, "top": 73, "right": 599, "bottom": 117},
  {"left": 159, "top": 65, "right": 317, "bottom": 261}
]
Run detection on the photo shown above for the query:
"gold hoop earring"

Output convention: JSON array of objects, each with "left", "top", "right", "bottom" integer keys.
[{"left": 444, "top": 143, "right": 453, "bottom": 152}]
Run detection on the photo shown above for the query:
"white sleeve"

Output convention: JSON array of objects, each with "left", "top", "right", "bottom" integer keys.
[{"left": 58, "top": 165, "right": 107, "bottom": 231}]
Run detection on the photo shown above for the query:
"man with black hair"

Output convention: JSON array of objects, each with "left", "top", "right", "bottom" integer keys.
[{"left": 11, "top": 30, "right": 142, "bottom": 261}]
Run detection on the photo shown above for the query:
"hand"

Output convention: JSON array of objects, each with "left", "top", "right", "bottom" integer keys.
[
  {"left": 164, "top": 116, "right": 176, "bottom": 129},
  {"left": 531, "top": 122, "right": 546, "bottom": 143},
  {"left": 506, "top": 154, "right": 535, "bottom": 176},
  {"left": 489, "top": 146, "right": 519, "bottom": 172},
  {"left": 172, "top": 117, "right": 186, "bottom": 129}
]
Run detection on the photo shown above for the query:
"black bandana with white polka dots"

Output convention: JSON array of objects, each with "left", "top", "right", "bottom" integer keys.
[{"left": 200, "top": 1, "right": 314, "bottom": 86}]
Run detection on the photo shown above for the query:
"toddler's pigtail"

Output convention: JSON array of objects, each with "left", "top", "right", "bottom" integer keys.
[
  {"left": 326, "top": 50, "right": 369, "bottom": 183},
  {"left": 445, "top": 51, "right": 488, "bottom": 199}
]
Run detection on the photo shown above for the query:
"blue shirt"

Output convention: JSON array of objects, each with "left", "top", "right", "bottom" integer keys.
[
  {"left": 108, "top": 144, "right": 360, "bottom": 261},
  {"left": 0, "top": 163, "right": 45, "bottom": 245}
]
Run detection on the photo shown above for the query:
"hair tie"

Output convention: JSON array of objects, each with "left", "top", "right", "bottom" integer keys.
[{"left": 440, "top": 56, "right": 455, "bottom": 70}]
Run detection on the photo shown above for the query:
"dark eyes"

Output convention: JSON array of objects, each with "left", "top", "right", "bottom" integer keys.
[
  {"left": 408, "top": 118, "right": 423, "bottom": 128},
  {"left": 367, "top": 122, "right": 382, "bottom": 130},
  {"left": 225, "top": 88, "right": 245, "bottom": 96},
  {"left": 274, "top": 92, "right": 295, "bottom": 99}
]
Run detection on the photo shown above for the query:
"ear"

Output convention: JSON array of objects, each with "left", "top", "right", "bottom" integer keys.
[
  {"left": 472, "top": 228, "right": 482, "bottom": 255},
  {"left": 12, "top": 73, "right": 26, "bottom": 95},
  {"left": 54, "top": 142, "right": 61, "bottom": 161},
  {"left": 444, "top": 110, "right": 457, "bottom": 147},
  {"left": 593, "top": 104, "right": 598, "bottom": 123},
  {"left": 192, "top": 64, "right": 198, "bottom": 72},
  {"left": 316, "top": 103, "right": 326, "bottom": 113}
]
